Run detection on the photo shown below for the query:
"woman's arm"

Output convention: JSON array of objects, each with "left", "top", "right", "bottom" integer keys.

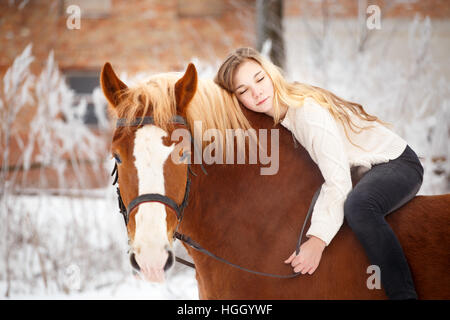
[
  {"left": 295, "top": 99, "right": 353, "bottom": 246},
  {"left": 285, "top": 99, "right": 353, "bottom": 274}
]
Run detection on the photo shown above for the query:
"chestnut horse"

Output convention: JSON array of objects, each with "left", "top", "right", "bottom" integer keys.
[{"left": 101, "top": 62, "right": 450, "bottom": 299}]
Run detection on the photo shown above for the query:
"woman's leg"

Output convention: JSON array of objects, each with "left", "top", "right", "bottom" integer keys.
[{"left": 344, "top": 145, "right": 423, "bottom": 300}]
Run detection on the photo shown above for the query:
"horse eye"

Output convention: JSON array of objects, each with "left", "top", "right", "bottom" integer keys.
[{"left": 113, "top": 153, "right": 122, "bottom": 164}]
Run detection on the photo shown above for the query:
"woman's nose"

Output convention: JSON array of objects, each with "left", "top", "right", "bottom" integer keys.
[{"left": 252, "top": 88, "right": 262, "bottom": 99}]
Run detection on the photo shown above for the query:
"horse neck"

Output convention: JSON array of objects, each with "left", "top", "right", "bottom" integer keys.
[{"left": 179, "top": 108, "right": 323, "bottom": 269}]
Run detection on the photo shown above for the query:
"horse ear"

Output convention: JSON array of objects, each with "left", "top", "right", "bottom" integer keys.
[
  {"left": 175, "top": 63, "right": 198, "bottom": 114},
  {"left": 100, "top": 62, "right": 128, "bottom": 108}
]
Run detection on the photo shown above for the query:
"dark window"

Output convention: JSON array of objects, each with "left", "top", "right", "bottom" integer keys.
[{"left": 64, "top": 71, "right": 102, "bottom": 126}]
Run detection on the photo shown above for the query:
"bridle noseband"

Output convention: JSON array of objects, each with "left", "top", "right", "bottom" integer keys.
[{"left": 112, "top": 115, "right": 319, "bottom": 278}]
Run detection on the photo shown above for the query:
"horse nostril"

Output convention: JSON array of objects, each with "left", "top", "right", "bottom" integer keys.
[
  {"left": 130, "top": 252, "right": 140, "bottom": 272},
  {"left": 164, "top": 250, "right": 174, "bottom": 271}
]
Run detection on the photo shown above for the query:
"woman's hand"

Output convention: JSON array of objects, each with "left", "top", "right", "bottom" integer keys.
[{"left": 284, "top": 236, "right": 326, "bottom": 275}]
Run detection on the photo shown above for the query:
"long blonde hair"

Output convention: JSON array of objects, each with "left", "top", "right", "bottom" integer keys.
[{"left": 214, "top": 47, "right": 391, "bottom": 148}]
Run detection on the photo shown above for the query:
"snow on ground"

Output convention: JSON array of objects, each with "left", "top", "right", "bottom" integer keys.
[
  {"left": 0, "top": 189, "right": 198, "bottom": 299},
  {"left": 2, "top": 271, "right": 198, "bottom": 300}
]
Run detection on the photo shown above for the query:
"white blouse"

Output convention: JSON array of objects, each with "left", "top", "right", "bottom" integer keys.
[{"left": 280, "top": 97, "right": 407, "bottom": 246}]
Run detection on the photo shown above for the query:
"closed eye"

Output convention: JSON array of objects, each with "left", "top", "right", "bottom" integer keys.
[{"left": 238, "top": 77, "right": 264, "bottom": 95}]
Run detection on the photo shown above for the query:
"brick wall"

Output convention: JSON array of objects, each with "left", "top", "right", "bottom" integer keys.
[
  {"left": 2, "top": 0, "right": 448, "bottom": 75},
  {"left": 0, "top": 0, "right": 256, "bottom": 75},
  {"left": 2, "top": 1, "right": 448, "bottom": 75}
]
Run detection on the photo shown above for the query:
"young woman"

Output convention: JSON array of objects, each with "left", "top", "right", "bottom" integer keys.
[{"left": 214, "top": 47, "right": 423, "bottom": 300}]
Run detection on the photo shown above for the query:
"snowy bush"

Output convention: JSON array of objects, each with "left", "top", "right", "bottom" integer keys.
[
  {"left": 0, "top": 44, "right": 197, "bottom": 299},
  {"left": 0, "top": 45, "right": 128, "bottom": 297}
]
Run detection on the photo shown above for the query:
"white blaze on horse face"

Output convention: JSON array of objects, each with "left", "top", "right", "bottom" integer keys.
[{"left": 133, "top": 125, "right": 174, "bottom": 274}]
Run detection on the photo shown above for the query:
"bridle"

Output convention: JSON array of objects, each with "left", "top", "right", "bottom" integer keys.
[
  {"left": 112, "top": 115, "right": 195, "bottom": 267},
  {"left": 113, "top": 117, "right": 191, "bottom": 226},
  {"left": 112, "top": 115, "right": 320, "bottom": 278}
]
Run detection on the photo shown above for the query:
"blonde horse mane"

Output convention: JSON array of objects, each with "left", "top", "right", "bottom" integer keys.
[{"left": 114, "top": 72, "right": 256, "bottom": 153}]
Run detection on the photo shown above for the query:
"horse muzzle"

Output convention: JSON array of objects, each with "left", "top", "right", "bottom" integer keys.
[{"left": 129, "top": 246, "right": 174, "bottom": 282}]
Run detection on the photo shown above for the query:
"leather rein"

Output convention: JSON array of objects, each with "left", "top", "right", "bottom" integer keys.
[{"left": 112, "top": 115, "right": 319, "bottom": 278}]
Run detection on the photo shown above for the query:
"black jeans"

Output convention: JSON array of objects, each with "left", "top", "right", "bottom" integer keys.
[{"left": 343, "top": 145, "right": 423, "bottom": 300}]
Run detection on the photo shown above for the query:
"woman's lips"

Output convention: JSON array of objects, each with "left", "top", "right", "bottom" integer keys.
[{"left": 257, "top": 96, "right": 268, "bottom": 106}]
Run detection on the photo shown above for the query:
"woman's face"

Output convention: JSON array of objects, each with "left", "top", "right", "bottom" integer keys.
[{"left": 232, "top": 59, "right": 274, "bottom": 115}]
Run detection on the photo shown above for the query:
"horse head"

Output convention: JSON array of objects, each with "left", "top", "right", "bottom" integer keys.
[{"left": 101, "top": 62, "right": 197, "bottom": 282}]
